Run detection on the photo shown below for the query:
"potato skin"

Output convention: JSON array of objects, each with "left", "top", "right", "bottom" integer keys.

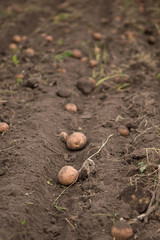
[
  {"left": 111, "top": 221, "right": 133, "bottom": 240},
  {"left": 72, "top": 49, "right": 82, "bottom": 58},
  {"left": 93, "top": 32, "right": 102, "bottom": 40},
  {"left": 65, "top": 103, "right": 77, "bottom": 113},
  {"left": 58, "top": 166, "right": 78, "bottom": 185},
  {"left": 0, "top": 122, "right": 9, "bottom": 133},
  {"left": 118, "top": 125, "right": 129, "bottom": 136},
  {"left": 66, "top": 132, "right": 87, "bottom": 150}
]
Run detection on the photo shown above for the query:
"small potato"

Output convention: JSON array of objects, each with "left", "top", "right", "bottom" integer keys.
[
  {"left": 0, "top": 122, "right": 9, "bottom": 133},
  {"left": 58, "top": 166, "right": 79, "bottom": 185},
  {"left": 94, "top": 47, "right": 101, "bottom": 53},
  {"left": 13, "top": 35, "right": 21, "bottom": 43},
  {"left": 25, "top": 48, "right": 35, "bottom": 57},
  {"left": 40, "top": 33, "right": 47, "bottom": 38},
  {"left": 9, "top": 43, "right": 17, "bottom": 50},
  {"left": 100, "top": 18, "right": 108, "bottom": 24},
  {"left": 72, "top": 49, "right": 82, "bottom": 59},
  {"left": 114, "top": 76, "right": 129, "bottom": 83},
  {"left": 111, "top": 221, "right": 133, "bottom": 240},
  {"left": 93, "top": 32, "right": 102, "bottom": 40},
  {"left": 45, "top": 35, "right": 53, "bottom": 43},
  {"left": 57, "top": 68, "right": 67, "bottom": 73},
  {"left": 65, "top": 103, "right": 77, "bottom": 113},
  {"left": 22, "top": 35, "right": 27, "bottom": 41},
  {"left": 90, "top": 59, "right": 97, "bottom": 67},
  {"left": 118, "top": 125, "right": 129, "bottom": 136},
  {"left": 66, "top": 132, "right": 87, "bottom": 150},
  {"left": 81, "top": 57, "right": 88, "bottom": 63},
  {"left": 16, "top": 74, "right": 24, "bottom": 79},
  {"left": 59, "top": 132, "right": 68, "bottom": 143}
]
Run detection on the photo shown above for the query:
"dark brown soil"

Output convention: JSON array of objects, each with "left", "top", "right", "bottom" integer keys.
[{"left": 1, "top": 0, "right": 160, "bottom": 239}]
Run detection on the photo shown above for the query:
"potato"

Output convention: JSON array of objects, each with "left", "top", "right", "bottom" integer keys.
[
  {"left": 9, "top": 43, "right": 17, "bottom": 50},
  {"left": 66, "top": 132, "right": 87, "bottom": 150},
  {"left": 93, "top": 32, "right": 102, "bottom": 40},
  {"left": 57, "top": 68, "right": 67, "bottom": 73},
  {"left": 118, "top": 125, "right": 129, "bottom": 136},
  {"left": 25, "top": 48, "right": 35, "bottom": 57},
  {"left": 58, "top": 166, "right": 79, "bottom": 185},
  {"left": 81, "top": 57, "right": 88, "bottom": 63},
  {"left": 72, "top": 49, "right": 82, "bottom": 59},
  {"left": 16, "top": 74, "right": 24, "bottom": 79},
  {"left": 94, "top": 47, "right": 101, "bottom": 53},
  {"left": 90, "top": 59, "right": 97, "bottom": 67},
  {"left": 13, "top": 35, "right": 21, "bottom": 43},
  {"left": 45, "top": 35, "right": 53, "bottom": 42},
  {"left": 40, "top": 33, "right": 47, "bottom": 38},
  {"left": 0, "top": 122, "right": 9, "bottom": 133},
  {"left": 22, "top": 35, "right": 27, "bottom": 41},
  {"left": 65, "top": 103, "right": 77, "bottom": 113},
  {"left": 111, "top": 221, "right": 133, "bottom": 240},
  {"left": 59, "top": 132, "right": 68, "bottom": 143}
]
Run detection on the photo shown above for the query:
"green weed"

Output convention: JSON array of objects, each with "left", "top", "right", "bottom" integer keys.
[
  {"left": 96, "top": 73, "right": 129, "bottom": 86},
  {"left": 138, "top": 161, "right": 147, "bottom": 173},
  {"left": 53, "top": 13, "right": 69, "bottom": 24},
  {"left": 55, "top": 51, "right": 73, "bottom": 62},
  {"left": 58, "top": 39, "right": 64, "bottom": 45},
  {"left": 21, "top": 219, "right": 26, "bottom": 225},
  {"left": 12, "top": 55, "right": 19, "bottom": 65},
  {"left": 47, "top": 180, "right": 52, "bottom": 186}
]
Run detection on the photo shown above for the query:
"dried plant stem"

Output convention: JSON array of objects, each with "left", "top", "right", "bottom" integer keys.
[
  {"left": 78, "top": 134, "right": 114, "bottom": 173},
  {"left": 137, "top": 165, "right": 160, "bottom": 222}
]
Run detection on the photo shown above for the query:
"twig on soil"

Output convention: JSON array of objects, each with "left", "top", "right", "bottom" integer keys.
[
  {"left": 78, "top": 134, "right": 114, "bottom": 173},
  {"left": 137, "top": 165, "right": 160, "bottom": 222},
  {"left": 0, "top": 145, "right": 15, "bottom": 152},
  {"left": 53, "top": 134, "right": 114, "bottom": 209},
  {"left": 133, "top": 127, "right": 153, "bottom": 142},
  {"left": 65, "top": 218, "right": 76, "bottom": 229}
]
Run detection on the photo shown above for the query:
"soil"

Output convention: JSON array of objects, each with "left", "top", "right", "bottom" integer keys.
[{"left": 0, "top": 0, "right": 160, "bottom": 239}]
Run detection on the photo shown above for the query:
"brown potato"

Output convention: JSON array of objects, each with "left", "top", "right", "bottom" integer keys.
[
  {"left": 59, "top": 132, "right": 68, "bottom": 143},
  {"left": 9, "top": 43, "right": 17, "bottom": 50},
  {"left": 65, "top": 103, "right": 77, "bottom": 113},
  {"left": 81, "top": 57, "right": 88, "bottom": 63},
  {"left": 13, "top": 35, "right": 21, "bottom": 43},
  {"left": 111, "top": 221, "right": 133, "bottom": 240},
  {"left": 72, "top": 49, "right": 82, "bottom": 59},
  {"left": 58, "top": 166, "right": 79, "bottom": 185},
  {"left": 118, "top": 125, "right": 129, "bottom": 136},
  {"left": 0, "top": 122, "right": 9, "bottom": 133},
  {"left": 90, "top": 59, "right": 97, "bottom": 67},
  {"left": 22, "top": 35, "right": 27, "bottom": 41},
  {"left": 66, "top": 132, "right": 87, "bottom": 150},
  {"left": 93, "top": 32, "right": 102, "bottom": 40},
  {"left": 45, "top": 35, "right": 53, "bottom": 42},
  {"left": 40, "top": 33, "right": 47, "bottom": 38},
  {"left": 94, "top": 47, "right": 101, "bottom": 53},
  {"left": 25, "top": 48, "right": 35, "bottom": 57},
  {"left": 57, "top": 68, "right": 67, "bottom": 73},
  {"left": 16, "top": 74, "right": 24, "bottom": 79}
]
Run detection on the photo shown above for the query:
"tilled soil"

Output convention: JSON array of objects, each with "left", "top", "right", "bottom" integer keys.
[{"left": 1, "top": 0, "right": 160, "bottom": 239}]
